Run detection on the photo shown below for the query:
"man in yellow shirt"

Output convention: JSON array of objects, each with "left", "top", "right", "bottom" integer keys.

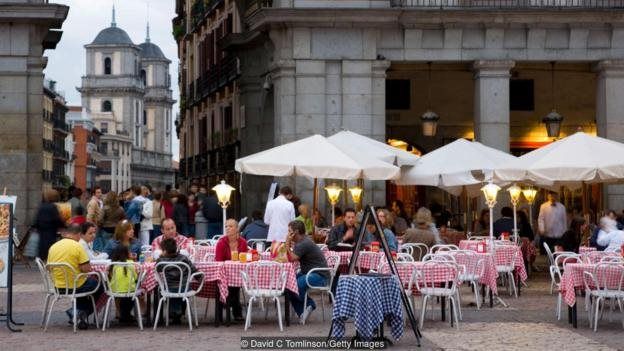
[{"left": 48, "top": 224, "right": 101, "bottom": 330}]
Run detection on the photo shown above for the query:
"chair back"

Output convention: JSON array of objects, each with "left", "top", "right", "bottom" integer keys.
[
  {"left": 35, "top": 257, "right": 55, "bottom": 294},
  {"left": 397, "top": 252, "right": 415, "bottom": 262},
  {"left": 450, "top": 250, "right": 485, "bottom": 280},
  {"left": 241, "top": 261, "right": 287, "bottom": 295},
  {"left": 430, "top": 244, "right": 459, "bottom": 253},
  {"left": 154, "top": 261, "right": 194, "bottom": 295},
  {"left": 554, "top": 253, "right": 580, "bottom": 268},
  {"left": 194, "top": 239, "right": 213, "bottom": 246},
  {"left": 45, "top": 262, "right": 80, "bottom": 293},
  {"left": 247, "top": 239, "right": 267, "bottom": 252},
  {"left": 325, "top": 254, "right": 341, "bottom": 278},
  {"left": 591, "top": 263, "right": 624, "bottom": 292},
  {"left": 401, "top": 243, "right": 429, "bottom": 261},
  {"left": 543, "top": 242, "right": 555, "bottom": 266},
  {"left": 422, "top": 252, "right": 456, "bottom": 263},
  {"left": 600, "top": 255, "right": 624, "bottom": 263},
  {"left": 416, "top": 260, "right": 459, "bottom": 294},
  {"left": 103, "top": 262, "right": 145, "bottom": 297},
  {"left": 212, "top": 235, "right": 224, "bottom": 241},
  {"left": 585, "top": 251, "right": 619, "bottom": 264},
  {"left": 468, "top": 236, "right": 489, "bottom": 241}
]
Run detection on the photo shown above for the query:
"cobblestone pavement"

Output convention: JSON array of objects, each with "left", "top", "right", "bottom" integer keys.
[{"left": 1, "top": 257, "right": 624, "bottom": 351}]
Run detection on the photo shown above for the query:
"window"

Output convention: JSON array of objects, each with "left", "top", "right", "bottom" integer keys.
[
  {"left": 140, "top": 69, "right": 146, "bottom": 86},
  {"left": 135, "top": 101, "right": 140, "bottom": 124},
  {"left": 100, "top": 142, "right": 108, "bottom": 155},
  {"left": 143, "top": 110, "right": 147, "bottom": 125},
  {"left": 510, "top": 79, "right": 534, "bottom": 111},
  {"left": 100, "top": 122, "right": 108, "bottom": 133},
  {"left": 104, "top": 57, "right": 111, "bottom": 75},
  {"left": 102, "top": 100, "right": 112, "bottom": 112},
  {"left": 386, "top": 80, "right": 411, "bottom": 110},
  {"left": 223, "top": 105, "right": 233, "bottom": 130}
]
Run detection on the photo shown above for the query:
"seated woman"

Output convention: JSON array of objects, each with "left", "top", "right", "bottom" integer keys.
[
  {"left": 556, "top": 217, "right": 586, "bottom": 253},
  {"left": 362, "top": 209, "right": 398, "bottom": 252},
  {"left": 403, "top": 207, "right": 438, "bottom": 260},
  {"left": 156, "top": 238, "right": 197, "bottom": 324},
  {"left": 79, "top": 222, "right": 109, "bottom": 260},
  {"left": 596, "top": 216, "right": 624, "bottom": 252},
  {"left": 214, "top": 219, "right": 248, "bottom": 321},
  {"left": 104, "top": 220, "right": 142, "bottom": 258}
]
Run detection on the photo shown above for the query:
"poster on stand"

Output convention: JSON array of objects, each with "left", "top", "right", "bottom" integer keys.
[{"left": 0, "top": 196, "right": 16, "bottom": 288}]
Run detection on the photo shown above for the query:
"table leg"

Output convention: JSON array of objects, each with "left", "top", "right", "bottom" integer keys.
[
  {"left": 285, "top": 293, "right": 291, "bottom": 327},
  {"left": 489, "top": 288, "right": 493, "bottom": 308},
  {"left": 516, "top": 271, "right": 522, "bottom": 297},
  {"left": 145, "top": 290, "right": 152, "bottom": 326},
  {"left": 572, "top": 303, "right": 578, "bottom": 328},
  {"left": 441, "top": 296, "right": 446, "bottom": 322},
  {"left": 215, "top": 299, "right": 222, "bottom": 327},
  {"left": 568, "top": 305, "right": 573, "bottom": 324}
]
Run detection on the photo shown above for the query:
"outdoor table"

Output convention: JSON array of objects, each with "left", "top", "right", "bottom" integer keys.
[
  {"left": 326, "top": 250, "right": 385, "bottom": 273},
  {"left": 580, "top": 251, "right": 620, "bottom": 264},
  {"left": 579, "top": 246, "right": 597, "bottom": 254},
  {"left": 331, "top": 274, "right": 403, "bottom": 341}
]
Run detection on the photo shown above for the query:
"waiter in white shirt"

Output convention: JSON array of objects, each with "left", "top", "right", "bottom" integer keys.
[
  {"left": 265, "top": 186, "right": 296, "bottom": 250},
  {"left": 537, "top": 191, "right": 567, "bottom": 254}
]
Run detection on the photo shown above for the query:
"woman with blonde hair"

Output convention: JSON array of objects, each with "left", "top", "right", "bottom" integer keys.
[
  {"left": 35, "top": 189, "right": 64, "bottom": 260},
  {"left": 104, "top": 220, "right": 142, "bottom": 258}
]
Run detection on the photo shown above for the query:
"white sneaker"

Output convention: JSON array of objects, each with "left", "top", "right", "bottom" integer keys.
[{"left": 299, "top": 305, "right": 315, "bottom": 325}]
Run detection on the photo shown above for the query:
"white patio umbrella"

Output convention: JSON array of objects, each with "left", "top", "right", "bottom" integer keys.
[
  {"left": 327, "top": 130, "right": 420, "bottom": 166},
  {"left": 493, "top": 132, "right": 624, "bottom": 186},
  {"left": 235, "top": 134, "right": 400, "bottom": 180},
  {"left": 396, "top": 138, "right": 517, "bottom": 193}
]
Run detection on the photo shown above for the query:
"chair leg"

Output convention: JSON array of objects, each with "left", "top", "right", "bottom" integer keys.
[
  {"left": 165, "top": 299, "right": 170, "bottom": 327},
  {"left": 153, "top": 297, "right": 164, "bottom": 331},
  {"left": 508, "top": 272, "right": 517, "bottom": 298},
  {"left": 594, "top": 297, "right": 602, "bottom": 332},
  {"left": 185, "top": 298, "right": 193, "bottom": 331},
  {"left": 245, "top": 297, "right": 254, "bottom": 331},
  {"left": 102, "top": 296, "right": 113, "bottom": 331},
  {"left": 193, "top": 297, "right": 199, "bottom": 327},
  {"left": 43, "top": 296, "right": 59, "bottom": 332},
  {"left": 204, "top": 298, "right": 210, "bottom": 321},
  {"left": 455, "top": 290, "right": 463, "bottom": 321},
  {"left": 274, "top": 296, "right": 283, "bottom": 332},
  {"left": 134, "top": 297, "right": 143, "bottom": 330},
  {"left": 41, "top": 295, "right": 51, "bottom": 327},
  {"left": 90, "top": 296, "right": 99, "bottom": 329},
  {"left": 419, "top": 295, "right": 428, "bottom": 330},
  {"left": 72, "top": 299, "right": 78, "bottom": 333},
  {"left": 473, "top": 282, "right": 481, "bottom": 310},
  {"left": 556, "top": 294, "right": 562, "bottom": 321},
  {"left": 302, "top": 292, "right": 308, "bottom": 325},
  {"left": 320, "top": 292, "right": 326, "bottom": 322}
]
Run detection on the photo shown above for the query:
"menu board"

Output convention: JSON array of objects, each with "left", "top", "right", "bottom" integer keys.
[{"left": 0, "top": 196, "right": 16, "bottom": 288}]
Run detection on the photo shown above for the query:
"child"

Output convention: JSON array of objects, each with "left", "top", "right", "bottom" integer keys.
[
  {"left": 156, "top": 237, "right": 197, "bottom": 324},
  {"left": 108, "top": 245, "right": 140, "bottom": 324}
]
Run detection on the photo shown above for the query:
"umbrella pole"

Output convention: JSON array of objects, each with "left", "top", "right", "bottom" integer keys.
[{"left": 313, "top": 178, "right": 319, "bottom": 220}]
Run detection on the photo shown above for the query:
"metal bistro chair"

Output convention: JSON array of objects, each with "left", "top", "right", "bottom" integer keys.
[
  {"left": 43, "top": 262, "right": 101, "bottom": 333},
  {"left": 430, "top": 244, "right": 460, "bottom": 254},
  {"left": 378, "top": 260, "right": 420, "bottom": 316},
  {"left": 450, "top": 250, "right": 486, "bottom": 310},
  {"left": 302, "top": 254, "right": 341, "bottom": 323},
  {"left": 494, "top": 246, "right": 519, "bottom": 298},
  {"left": 397, "top": 252, "right": 415, "bottom": 262},
  {"left": 247, "top": 239, "right": 267, "bottom": 252},
  {"left": 416, "top": 260, "right": 461, "bottom": 330},
  {"left": 153, "top": 262, "right": 205, "bottom": 331},
  {"left": 550, "top": 253, "right": 581, "bottom": 320},
  {"left": 35, "top": 257, "right": 57, "bottom": 327},
  {"left": 583, "top": 262, "right": 624, "bottom": 331},
  {"left": 422, "top": 253, "right": 456, "bottom": 263},
  {"left": 241, "top": 261, "right": 287, "bottom": 331},
  {"left": 401, "top": 243, "right": 429, "bottom": 261},
  {"left": 101, "top": 262, "right": 147, "bottom": 330}
]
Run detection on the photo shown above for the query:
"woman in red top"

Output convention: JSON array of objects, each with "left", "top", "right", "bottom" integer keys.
[
  {"left": 161, "top": 191, "right": 174, "bottom": 220},
  {"left": 215, "top": 218, "right": 247, "bottom": 321}
]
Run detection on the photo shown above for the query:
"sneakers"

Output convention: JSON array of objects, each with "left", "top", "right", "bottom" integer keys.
[
  {"left": 77, "top": 311, "right": 88, "bottom": 330},
  {"left": 299, "top": 305, "right": 315, "bottom": 325}
]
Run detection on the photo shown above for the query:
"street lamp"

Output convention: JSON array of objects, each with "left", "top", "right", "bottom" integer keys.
[
  {"left": 348, "top": 185, "right": 363, "bottom": 211},
  {"left": 543, "top": 110, "right": 563, "bottom": 139},
  {"left": 212, "top": 180, "right": 235, "bottom": 236},
  {"left": 325, "top": 183, "right": 342, "bottom": 226},
  {"left": 508, "top": 184, "right": 522, "bottom": 244},
  {"left": 481, "top": 182, "right": 501, "bottom": 250},
  {"left": 522, "top": 187, "right": 538, "bottom": 228}
]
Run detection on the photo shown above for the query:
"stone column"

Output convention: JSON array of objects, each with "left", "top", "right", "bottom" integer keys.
[
  {"left": 595, "top": 60, "right": 624, "bottom": 209},
  {"left": 472, "top": 60, "right": 515, "bottom": 153}
]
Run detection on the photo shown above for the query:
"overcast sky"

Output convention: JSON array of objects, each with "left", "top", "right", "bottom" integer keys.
[{"left": 44, "top": 0, "right": 180, "bottom": 160}]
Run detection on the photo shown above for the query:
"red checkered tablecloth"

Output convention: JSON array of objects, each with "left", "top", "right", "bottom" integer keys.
[
  {"left": 454, "top": 252, "right": 499, "bottom": 295},
  {"left": 579, "top": 246, "right": 597, "bottom": 254},
  {"left": 220, "top": 261, "right": 299, "bottom": 296},
  {"left": 92, "top": 262, "right": 158, "bottom": 293},
  {"left": 459, "top": 242, "right": 527, "bottom": 283},
  {"left": 193, "top": 245, "right": 216, "bottom": 260},
  {"left": 193, "top": 262, "right": 228, "bottom": 302},
  {"left": 560, "top": 263, "right": 597, "bottom": 306},
  {"left": 378, "top": 262, "right": 461, "bottom": 294}
]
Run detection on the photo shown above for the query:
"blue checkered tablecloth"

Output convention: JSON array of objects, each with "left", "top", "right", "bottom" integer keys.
[{"left": 331, "top": 274, "right": 404, "bottom": 340}]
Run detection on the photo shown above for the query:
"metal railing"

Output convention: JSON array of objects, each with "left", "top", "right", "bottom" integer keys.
[{"left": 389, "top": 0, "right": 624, "bottom": 8}]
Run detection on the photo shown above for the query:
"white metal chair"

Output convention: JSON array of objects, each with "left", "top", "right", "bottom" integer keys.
[
  {"left": 241, "top": 261, "right": 287, "bottom": 331},
  {"left": 397, "top": 252, "right": 415, "bottom": 262},
  {"left": 601, "top": 256, "right": 624, "bottom": 263},
  {"left": 212, "top": 235, "right": 224, "bottom": 241},
  {"left": 450, "top": 250, "right": 486, "bottom": 310},
  {"left": 153, "top": 262, "right": 205, "bottom": 331},
  {"left": 43, "top": 262, "right": 101, "bottom": 332},
  {"left": 302, "top": 254, "right": 340, "bottom": 323},
  {"left": 35, "top": 257, "right": 57, "bottom": 327},
  {"left": 468, "top": 236, "right": 489, "bottom": 241},
  {"left": 247, "top": 239, "right": 267, "bottom": 252},
  {"left": 494, "top": 246, "right": 519, "bottom": 298},
  {"left": 378, "top": 260, "right": 420, "bottom": 315},
  {"left": 101, "top": 262, "right": 146, "bottom": 330},
  {"left": 416, "top": 260, "right": 460, "bottom": 329},
  {"left": 194, "top": 239, "right": 213, "bottom": 246},
  {"left": 583, "top": 263, "right": 624, "bottom": 331},
  {"left": 430, "top": 244, "right": 459, "bottom": 253},
  {"left": 550, "top": 253, "right": 581, "bottom": 320},
  {"left": 422, "top": 253, "right": 456, "bottom": 262},
  {"left": 401, "top": 243, "right": 429, "bottom": 261}
]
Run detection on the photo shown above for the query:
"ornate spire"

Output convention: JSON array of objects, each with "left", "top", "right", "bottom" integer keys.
[
  {"left": 146, "top": 22, "right": 150, "bottom": 42},
  {"left": 111, "top": 5, "right": 116, "bottom": 27}
]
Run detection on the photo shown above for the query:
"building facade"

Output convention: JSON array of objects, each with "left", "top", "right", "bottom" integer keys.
[
  {"left": 67, "top": 107, "right": 102, "bottom": 192},
  {"left": 0, "top": 0, "right": 68, "bottom": 232},
  {"left": 78, "top": 11, "right": 175, "bottom": 193},
  {"left": 176, "top": 0, "right": 624, "bottom": 217},
  {"left": 174, "top": 0, "right": 242, "bottom": 213},
  {"left": 43, "top": 80, "right": 71, "bottom": 190}
]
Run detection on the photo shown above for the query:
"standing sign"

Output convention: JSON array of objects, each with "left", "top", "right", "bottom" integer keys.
[{"left": 0, "top": 196, "right": 16, "bottom": 288}]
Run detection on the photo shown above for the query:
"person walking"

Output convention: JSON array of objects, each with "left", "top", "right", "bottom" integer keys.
[
  {"left": 537, "top": 191, "right": 567, "bottom": 254},
  {"left": 264, "top": 186, "right": 296, "bottom": 251},
  {"left": 35, "top": 189, "right": 65, "bottom": 260}
]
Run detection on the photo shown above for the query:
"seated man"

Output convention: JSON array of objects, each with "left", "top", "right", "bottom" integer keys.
[
  {"left": 241, "top": 210, "right": 268, "bottom": 241},
  {"left": 151, "top": 218, "right": 191, "bottom": 251},
  {"left": 284, "top": 220, "right": 329, "bottom": 324},
  {"left": 493, "top": 207, "right": 515, "bottom": 238},
  {"left": 327, "top": 208, "right": 358, "bottom": 251},
  {"left": 47, "top": 224, "right": 103, "bottom": 330}
]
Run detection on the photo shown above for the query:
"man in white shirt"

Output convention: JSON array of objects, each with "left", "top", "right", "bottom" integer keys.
[
  {"left": 265, "top": 186, "right": 296, "bottom": 248},
  {"left": 538, "top": 191, "right": 567, "bottom": 254}
]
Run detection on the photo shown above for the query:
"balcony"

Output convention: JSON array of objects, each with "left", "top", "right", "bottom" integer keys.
[
  {"left": 43, "top": 139, "right": 55, "bottom": 152},
  {"left": 389, "top": 0, "right": 624, "bottom": 8},
  {"left": 189, "top": 56, "right": 240, "bottom": 107},
  {"left": 52, "top": 118, "right": 70, "bottom": 134},
  {"left": 42, "top": 170, "right": 53, "bottom": 182}
]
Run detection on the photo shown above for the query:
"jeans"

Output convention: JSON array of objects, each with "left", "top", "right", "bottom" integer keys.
[
  {"left": 288, "top": 272, "right": 327, "bottom": 316},
  {"left": 59, "top": 277, "right": 103, "bottom": 316},
  {"left": 151, "top": 225, "right": 161, "bottom": 244},
  {"left": 93, "top": 229, "right": 113, "bottom": 253},
  {"left": 207, "top": 222, "right": 223, "bottom": 238}
]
